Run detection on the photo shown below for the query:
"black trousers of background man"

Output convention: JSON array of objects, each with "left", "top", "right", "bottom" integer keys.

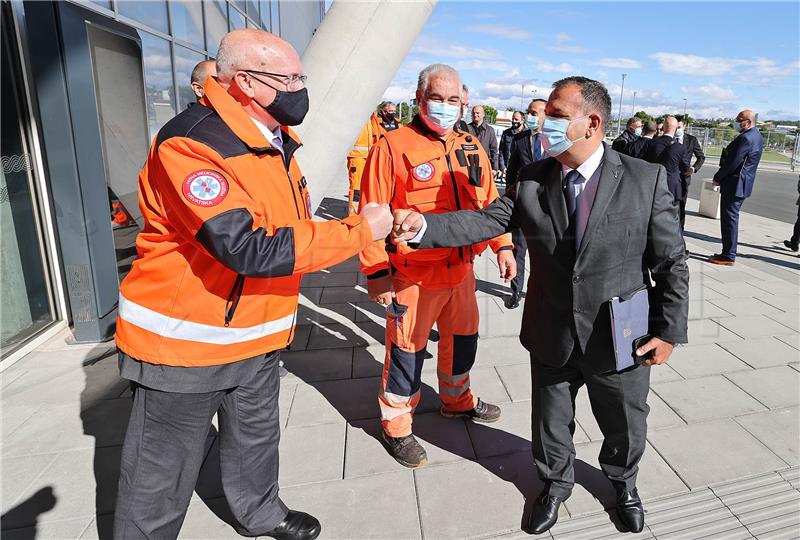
[
  {"left": 114, "top": 352, "right": 287, "bottom": 539},
  {"left": 510, "top": 227, "right": 528, "bottom": 297},
  {"left": 530, "top": 343, "right": 650, "bottom": 498}
]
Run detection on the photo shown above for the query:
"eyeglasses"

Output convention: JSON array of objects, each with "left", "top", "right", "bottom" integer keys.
[{"left": 243, "top": 69, "right": 307, "bottom": 88}]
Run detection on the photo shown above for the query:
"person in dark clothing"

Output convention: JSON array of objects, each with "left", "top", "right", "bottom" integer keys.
[
  {"left": 611, "top": 117, "right": 641, "bottom": 153},
  {"left": 626, "top": 121, "right": 657, "bottom": 159},
  {"left": 455, "top": 84, "right": 470, "bottom": 132},
  {"left": 499, "top": 111, "right": 525, "bottom": 172},
  {"left": 467, "top": 105, "right": 499, "bottom": 169},
  {"left": 674, "top": 115, "right": 706, "bottom": 229},
  {"left": 504, "top": 98, "right": 547, "bottom": 309},
  {"left": 783, "top": 176, "right": 800, "bottom": 253},
  {"left": 644, "top": 116, "right": 690, "bottom": 205}
]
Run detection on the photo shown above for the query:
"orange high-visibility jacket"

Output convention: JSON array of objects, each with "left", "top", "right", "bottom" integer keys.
[
  {"left": 115, "top": 78, "right": 373, "bottom": 367},
  {"left": 359, "top": 116, "right": 512, "bottom": 288},
  {"left": 348, "top": 113, "right": 387, "bottom": 161}
]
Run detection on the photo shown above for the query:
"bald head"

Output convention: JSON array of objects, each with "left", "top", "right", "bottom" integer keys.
[
  {"left": 662, "top": 116, "right": 678, "bottom": 136},
  {"left": 216, "top": 29, "right": 300, "bottom": 83},
  {"left": 190, "top": 60, "right": 216, "bottom": 100},
  {"left": 471, "top": 105, "right": 485, "bottom": 125},
  {"left": 734, "top": 109, "right": 756, "bottom": 132}
]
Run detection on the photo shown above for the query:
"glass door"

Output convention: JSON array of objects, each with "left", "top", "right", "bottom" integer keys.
[{"left": 0, "top": 6, "right": 57, "bottom": 358}]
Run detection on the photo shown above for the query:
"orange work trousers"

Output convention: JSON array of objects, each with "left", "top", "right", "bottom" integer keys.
[
  {"left": 347, "top": 156, "right": 366, "bottom": 216},
  {"left": 379, "top": 271, "right": 480, "bottom": 437}
]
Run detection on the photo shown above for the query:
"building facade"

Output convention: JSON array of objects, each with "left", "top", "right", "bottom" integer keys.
[{"left": 0, "top": 0, "right": 326, "bottom": 367}]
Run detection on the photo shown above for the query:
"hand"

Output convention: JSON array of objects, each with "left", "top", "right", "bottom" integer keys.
[
  {"left": 686, "top": 166, "right": 694, "bottom": 176},
  {"left": 497, "top": 250, "right": 516, "bottom": 282},
  {"left": 367, "top": 275, "right": 394, "bottom": 305},
  {"left": 360, "top": 203, "right": 392, "bottom": 241},
  {"left": 712, "top": 179, "right": 720, "bottom": 186},
  {"left": 392, "top": 209, "right": 424, "bottom": 243},
  {"left": 635, "top": 337, "right": 674, "bottom": 367}
]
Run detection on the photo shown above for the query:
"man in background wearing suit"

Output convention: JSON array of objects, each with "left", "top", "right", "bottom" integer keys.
[
  {"left": 392, "top": 76, "right": 689, "bottom": 535},
  {"left": 645, "top": 116, "right": 690, "bottom": 206},
  {"left": 504, "top": 98, "right": 547, "bottom": 308},
  {"left": 611, "top": 117, "right": 642, "bottom": 154},
  {"left": 626, "top": 120, "right": 656, "bottom": 159},
  {"left": 709, "top": 109, "right": 764, "bottom": 265},
  {"left": 468, "top": 105, "right": 499, "bottom": 170},
  {"left": 675, "top": 115, "right": 706, "bottom": 230}
]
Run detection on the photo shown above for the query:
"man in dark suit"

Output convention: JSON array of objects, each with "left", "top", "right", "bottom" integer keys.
[
  {"left": 393, "top": 76, "right": 688, "bottom": 535},
  {"left": 611, "top": 117, "right": 642, "bottom": 154},
  {"left": 626, "top": 120, "right": 656, "bottom": 159},
  {"left": 644, "top": 116, "right": 690, "bottom": 205},
  {"left": 675, "top": 116, "right": 706, "bottom": 229},
  {"left": 504, "top": 98, "right": 547, "bottom": 308},
  {"left": 709, "top": 109, "right": 764, "bottom": 265}
]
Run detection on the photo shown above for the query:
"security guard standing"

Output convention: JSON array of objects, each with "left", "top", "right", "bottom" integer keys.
[
  {"left": 359, "top": 64, "right": 516, "bottom": 468},
  {"left": 113, "top": 29, "right": 391, "bottom": 540},
  {"left": 346, "top": 102, "right": 399, "bottom": 214}
]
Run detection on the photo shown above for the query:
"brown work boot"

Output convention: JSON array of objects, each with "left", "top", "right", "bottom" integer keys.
[
  {"left": 440, "top": 398, "right": 502, "bottom": 423},
  {"left": 382, "top": 432, "right": 428, "bottom": 468}
]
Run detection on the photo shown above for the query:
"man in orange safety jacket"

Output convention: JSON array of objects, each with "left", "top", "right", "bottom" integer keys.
[
  {"left": 359, "top": 63, "right": 516, "bottom": 468},
  {"left": 113, "top": 29, "right": 391, "bottom": 540},
  {"left": 346, "top": 101, "right": 399, "bottom": 214}
]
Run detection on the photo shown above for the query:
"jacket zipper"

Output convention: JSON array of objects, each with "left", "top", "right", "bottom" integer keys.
[
  {"left": 444, "top": 150, "right": 465, "bottom": 261},
  {"left": 224, "top": 274, "right": 245, "bottom": 327},
  {"left": 286, "top": 169, "right": 302, "bottom": 220}
]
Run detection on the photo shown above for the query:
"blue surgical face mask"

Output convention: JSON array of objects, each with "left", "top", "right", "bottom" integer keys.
[
  {"left": 634, "top": 127, "right": 643, "bottom": 137},
  {"left": 526, "top": 114, "right": 539, "bottom": 131},
  {"left": 675, "top": 128, "right": 684, "bottom": 139},
  {"left": 424, "top": 101, "right": 459, "bottom": 133},
  {"left": 541, "top": 115, "right": 589, "bottom": 157}
]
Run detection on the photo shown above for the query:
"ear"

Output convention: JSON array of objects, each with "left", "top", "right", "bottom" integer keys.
[{"left": 233, "top": 72, "right": 255, "bottom": 98}]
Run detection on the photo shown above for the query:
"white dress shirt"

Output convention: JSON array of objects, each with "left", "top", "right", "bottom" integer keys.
[
  {"left": 251, "top": 117, "right": 284, "bottom": 156},
  {"left": 561, "top": 143, "right": 604, "bottom": 249}
]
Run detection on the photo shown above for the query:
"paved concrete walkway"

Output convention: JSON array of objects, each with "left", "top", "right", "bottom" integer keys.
[{"left": 2, "top": 198, "right": 799, "bottom": 539}]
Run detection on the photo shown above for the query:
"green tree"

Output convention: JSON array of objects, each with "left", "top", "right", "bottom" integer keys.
[
  {"left": 634, "top": 111, "right": 652, "bottom": 122},
  {"left": 482, "top": 105, "right": 498, "bottom": 124}
]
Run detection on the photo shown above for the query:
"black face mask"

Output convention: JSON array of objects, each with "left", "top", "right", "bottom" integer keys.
[
  {"left": 383, "top": 112, "right": 396, "bottom": 121},
  {"left": 256, "top": 86, "right": 309, "bottom": 126},
  {"left": 511, "top": 121, "right": 521, "bottom": 130}
]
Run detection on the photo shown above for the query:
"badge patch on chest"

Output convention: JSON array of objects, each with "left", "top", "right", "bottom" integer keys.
[
  {"left": 412, "top": 162, "right": 435, "bottom": 182},
  {"left": 182, "top": 170, "right": 229, "bottom": 207}
]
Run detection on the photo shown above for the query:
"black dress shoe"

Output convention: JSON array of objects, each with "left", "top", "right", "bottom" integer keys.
[
  {"left": 616, "top": 488, "right": 645, "bottom": 533},
  {"left": 505, "top": 291, "right": 521, "bottom": 309},
  {"left": 245, "top": 510, "right": 321, "bottom": 540},
  {"left": 524, "top": 491, "right": 565, "bottom": 534}
]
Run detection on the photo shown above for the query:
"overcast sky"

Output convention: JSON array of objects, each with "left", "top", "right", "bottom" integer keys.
[{"left": 382, "top": 1, "right": 800, "bottom": 121}]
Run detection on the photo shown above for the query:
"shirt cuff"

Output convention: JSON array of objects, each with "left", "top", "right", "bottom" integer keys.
[{"left": 406, "top": 216, "right": 428, "bottom": 245}]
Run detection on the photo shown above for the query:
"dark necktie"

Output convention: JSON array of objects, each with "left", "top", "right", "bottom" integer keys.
[
  {"left": 563, "top": 169, "right": 582, "bottom": 221},
  {"left": 533, "top": 133, "right": 542, "bottom": 161}
]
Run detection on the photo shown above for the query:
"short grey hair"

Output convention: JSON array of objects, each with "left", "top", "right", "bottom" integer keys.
[
  {"left": 551, "top": 76, "right": 612, "bottom": 129},
  {"left": 216, "top": 34, "right": 248, "bottom": 81},
  {"left": 417, "top": 63, "right": 462, "bottom": 96}
]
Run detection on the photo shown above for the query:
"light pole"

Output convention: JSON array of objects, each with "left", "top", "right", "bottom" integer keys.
[
  {"left": 617, "top": 73, "right": 627, "bottom": 136},
  {"left": 521, "top": 84, "right": 525, "bottom": 109},
  {"left": 683, "top": 98, "right": 688, "bottom": 119},
  {"left": 631, "top": 91, "right": 637, "bottom": 115}
]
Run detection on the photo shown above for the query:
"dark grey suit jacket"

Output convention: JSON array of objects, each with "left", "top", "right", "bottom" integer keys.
[{"left": 418, "top": 143, "right": 689, "bottom": 373}]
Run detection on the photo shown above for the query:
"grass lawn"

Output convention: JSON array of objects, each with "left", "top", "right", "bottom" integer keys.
[{"left": 705, "top": 146, "right": 793, "bottom": 164}]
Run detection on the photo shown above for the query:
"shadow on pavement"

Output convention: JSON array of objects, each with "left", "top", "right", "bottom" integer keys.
[{"left": 0, "top": 487, "right": 57, "bottom": 539}]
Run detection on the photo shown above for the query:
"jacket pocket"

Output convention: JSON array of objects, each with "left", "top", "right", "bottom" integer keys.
[
  {"left": 405, "top": 185, "right": 449, "bottom": 213},
  {"left": 224, "top": 274, "right": 245, "bottom": 326}
]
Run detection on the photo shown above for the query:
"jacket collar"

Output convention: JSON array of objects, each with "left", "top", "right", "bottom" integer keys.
[{"left": 202, "top": 77, "right": 302, "bottom": 155}]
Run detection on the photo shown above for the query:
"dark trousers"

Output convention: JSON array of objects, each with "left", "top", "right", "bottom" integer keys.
[
  {"left": 720, "top": 191, "right": 746, "bottom": 260},
  {"left": 679, "top": 196, "right": 687, "bottom": 230},
  {"left": 114, "top": 352, "right": 287, "bottom": 539},
  {"left": 510, "top": 227, "right": 528, "bottom": 295},
  {"left": 791, "top": 205, "right": 800, "bottom": 245},
  {"left": 530, "top": 348, "right": 650, "bottom": 498}
]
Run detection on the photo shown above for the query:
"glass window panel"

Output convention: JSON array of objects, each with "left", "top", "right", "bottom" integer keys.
[
  {"left": 246, "top": 0, "right": 259, "bottom": 20},
  {"left": 229, "top": 6, "right": 246, "bottom": 30},
  {"left": 117, "top": 1, "right": 169, "bottom": 34},
  {"left": 174, "top": 45, "right": 207, "bottom": 111},
  {"left": 270, "top": 0, "right": 280, "bottom": 35},
  {"left": 140, "top": 32, "right": 175, "bottom": 139},
  {"left": 259, "top": 0, "right": 271, "bottom": 31},
  {"left": 204, "top": 0, "right": 228, "bottom": 57},
  {"left": 231, "top": 0, "right": 247, "bottom": 13},
  {"left": 169, "top": 0, "right": 204, "bottom": 49}
]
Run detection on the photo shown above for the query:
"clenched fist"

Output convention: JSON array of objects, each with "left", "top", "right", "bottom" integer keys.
[
  {"left": 360, "top": 203, "right": 393, "bottom": 241},
  {"left": 392, "top": 209, "right": 424, "bottom": 243}
]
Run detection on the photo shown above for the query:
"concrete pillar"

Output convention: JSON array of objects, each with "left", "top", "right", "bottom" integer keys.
[{"left": 295, "top": 0, "right": 436, "bottom": 211}]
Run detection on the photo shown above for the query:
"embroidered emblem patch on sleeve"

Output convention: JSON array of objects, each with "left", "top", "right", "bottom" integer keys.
[{"left": 182, "top": 170, "right": 229, "bottom": 207}]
